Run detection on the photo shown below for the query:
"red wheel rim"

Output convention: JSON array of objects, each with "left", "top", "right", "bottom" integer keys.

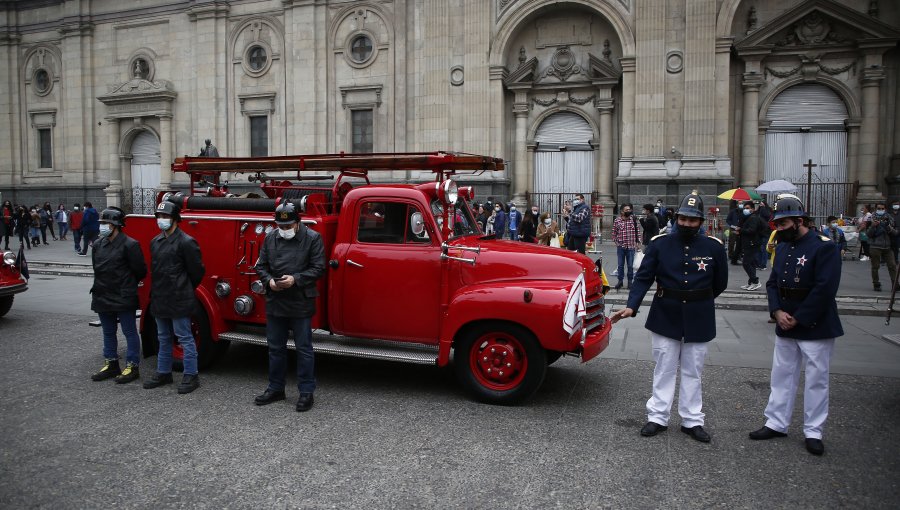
[{"left": 468, "top": 332, "right": 528, "bottom": 392}]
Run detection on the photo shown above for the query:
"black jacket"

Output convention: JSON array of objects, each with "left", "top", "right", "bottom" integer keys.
[
  {"left": 739, "top": 213, "right": 765, "bottom": 248},
  {"left": 149, "top": 227, "right": 205, "bottom": 319},
  {"left": 255, "top": 224, "right": 326, "bottom": 318},
  {"left": 639, "top": 213, "right": 659, "bottom": 245},
  {"left": 90, "top": 232, "right": 147, "bottom": 312}
]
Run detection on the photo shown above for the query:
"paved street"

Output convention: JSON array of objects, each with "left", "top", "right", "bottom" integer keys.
[{"left": 1, "top": 266, "right": 899, "bottom": 508}]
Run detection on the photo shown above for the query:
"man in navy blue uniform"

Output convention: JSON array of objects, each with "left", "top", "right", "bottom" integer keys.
[
  {"left": 749, "top": 196, "right": 843, "bottom": 456},
  {"left": 611, "top": 193, "right": 728, "bottom": 443}
]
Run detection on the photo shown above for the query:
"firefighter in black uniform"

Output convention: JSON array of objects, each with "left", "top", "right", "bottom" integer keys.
[
  {"left": 254, "top": 202, "right": 326, "bottom": 412},
  {"left": 749, "top": 196, "right": 843, "bottom": 456},
  {"left": 611, "top": 193, "right": 728, "bottom": 443}
]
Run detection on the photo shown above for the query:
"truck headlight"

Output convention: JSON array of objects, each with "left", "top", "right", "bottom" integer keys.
[
  {"left": 234, "top": 295, "right": 254, "bottom": 315},
  {"left": 2, "top": 251, "right": 15, "bottom": 266}
]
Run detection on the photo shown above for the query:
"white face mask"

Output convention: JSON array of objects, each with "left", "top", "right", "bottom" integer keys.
[
  {"left": 495, "top": 207, "right": 500, "bottom": 212},
  {"left": 572, "top": 199, "right": 581, "bottom": 206},
  {"left": 278, "top": 227, "right": 296, "bottom": 240},
  {"left": 543, "top": 218, "right": 551, "bottom": 225},
  {"left": 99, "top": 224, "right": 112, "bottom": 237},
  {"left": 894, "top": 205, "right": 899, "bottom": 211},
  {"left": 830, "top": 223, "right": 838, "bottom": 229},
  {"left": 653, "top": 208, "right": 660, "bottom": 214},
  {"left": 157, "top": 218, "right": 172, "bottom": 231},
  {"left": 510, "top": 206, "right": 516, "bottom": 211}
]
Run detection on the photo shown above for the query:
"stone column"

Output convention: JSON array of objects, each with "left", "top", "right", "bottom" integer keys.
[
  {"left": 596, "top": 99, "right": 614, "bottom": 203},
  {"left": 740, "top": 75, "right": 763, "bottom": 187},
  {"left": 856, "top": 67, "right": 885, "bottom": 201},
  {"left": 159, "top": 115, "right": 173, "bottom": 188},
  {"left": 106, "top": 119, "right": 120, "bottom": 186},
  {"left": 846, "top": 119, "right": 861, "bottom": 187},
  {"left": 512, "top": 95, "right": 529, "bottom": 205},
  {"left": 618, "top": 57, "right": 635, "bottom": 177}
]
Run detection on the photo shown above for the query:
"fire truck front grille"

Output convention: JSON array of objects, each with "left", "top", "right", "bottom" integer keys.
[
  {"left": 218, "top": 329, "right": 439, "bottom": 365},
  {"left": 583, "top": 291, "right": 606, "bottom": 333}
]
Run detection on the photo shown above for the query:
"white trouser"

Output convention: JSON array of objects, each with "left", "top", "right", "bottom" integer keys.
[
  {"left": 764, "top": 335, "right": 835, "bottom": 439},
  {"left": 646, "top": 333, "right": 708, "bottom": 428}
]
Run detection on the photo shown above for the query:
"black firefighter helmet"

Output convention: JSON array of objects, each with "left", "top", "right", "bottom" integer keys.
[
  {"left": 274, "top": 201, "right": 299, "bottom": 225},
  {"left": 675, "top": 193, "right": 704, "bottom": 219},
  {"left": 773, "top": 195, "right": 808, "bottom": 221},
  {"left": 100, "top": 206, "right": 126, "bottom": 228},
  {"left": 154, "top": 200, "right": 181, "bottom": 222}
]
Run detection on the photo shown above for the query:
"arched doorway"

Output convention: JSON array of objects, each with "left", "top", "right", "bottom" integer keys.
[
  {"left": 532, "top": 112, "right": 594, "bottom": 215},
  {"left": 130, "top": 130, "right": 161, "bottom": 189},
  {"left": 763, "top": 83, "right": 850, "bottom": 220}
]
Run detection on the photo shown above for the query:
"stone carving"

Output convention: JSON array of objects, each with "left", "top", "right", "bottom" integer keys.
[
  {"left": 519, "top": 46, "right": 526, "bottom": 66},
  {"left": 868, "top": 1, "right": 878, "bottom": 18},
  {"left": 34, "top": 69, "right": 50, "bottom": 93},
  {"left": 747, "top": 7, "right": 758, "bottom": 33},
  {"left": 542, "top": 46, "right": 582, "bottom": 82},
  {"left": 531, "top": 93, "right": 595, "bottom": 107},
  {"left": 775, "top": 12, "right": 847, "bottom": 46},
  {"left": 763, "top": 63, "right": 801, "bottom": 79},
  {"left": 764, "top": 58, "right": 858, "bottom": 80},
  {"left": 133, "top": 59, "right": 147, "bottom": 79},
  {"left": 602, "top": 39, "right": 611, "bottom": 62},
  {"left": 199, "top": 139, "right": 220, "bottom": 157}
]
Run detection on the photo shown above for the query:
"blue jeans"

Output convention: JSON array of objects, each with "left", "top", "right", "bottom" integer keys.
[
  {"left": 98, "top": 311, "right": 141, "bottom": 365},
  {"left": 266, "top": 315, "right": 316, "bottom": 393},
  {"left": 58, "top": 222, "right": 68, "bottom": 238},
  {"left": 617, "top": 246, "right": 635, "bottom": 284},
  {"left": 81, "top": 230, "right": 99, "bottom": 254},
  {"left": 73, "top": 229, "right": 82, "bottom": 251},
  {"left": 509, "top": 229, "right": 517, "bottom": 240},
  {"left": 758, "top": 244, "right": 767, "bottom": 269},
  {"left": 155, "top": 316, "right": 197, "bottom": 375}
]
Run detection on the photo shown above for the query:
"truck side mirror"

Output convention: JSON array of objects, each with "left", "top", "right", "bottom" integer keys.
[{"left": 410, "top": 211, "right": 425, "bottom": 236}]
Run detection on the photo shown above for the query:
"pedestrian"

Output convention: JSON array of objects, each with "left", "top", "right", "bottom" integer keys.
[
  {"left": 610, "top": 193, "right": 728, "bottom": 443},
  {"left": 29, "top": 206, "right": 42, "bottom": 247},
  {"left": 485, "top": 207, "right": 496, "bottom": 236},
  {"left": 1, "top": 200, "right": 14, "bottom": 250},
  {"left": 493, "top": 202, "right": 507, "bottom": 240},
  {"left": 654, "top": 198, "right": 669, "bottom": 228},
  {"left": 561, "top": 200, "right": 572, "bottom": 231},
  {"left": 823, "top": 215, "right": 847, "bottom": 258},
  {"left": 42, "top": 202, "right": 58, "bottom": 241},
  {"left": 611, "top": 202, "right": 639, "bottom": 289},
  {"left": 254, "top": 202, "right": 326, "bottom": 411},
  {"left": 507, "top": 203, "right": 522, "bottom": 241},
  {"left": 89, "top": 207, "right": 148, "bottom": 384},
  {"left": 639, "top": 204, "right": 659, "bottom": 249},
  {"left": 725, "top": 200, "right": 743, "bottom": 265},
  {"left": 536, "top": 212, "right": 560, "bottom": 246},
  {"left": 14, "top": 206, "right": 31, "bottom": 249},
  {"left": 54, "top": 204, "right": 69, "bottom": 240},
  {"left": 738, "top": 202, "right": 765, "bottom": 290},
  {"left": 519, "top": 209, "right": 537, "bottom": 243},
  {"left": 143, "top": 201, "right": 206, "bottom": 394},
  {"left": 756, "top": 200, "right": 772, "bottom": 269},
  {"left": 889, "top": 200, "right": 900, "bottom": 264},
  {"left": 79, "top": 201, "right": 100, "bottom": 256},
  {"left": 865, "top": 203, "right": 897, "bottom": 292},
  {"left": 566, "top": 193, "right": 591, "bottom": 255},
  {"left": 69, "top": 203, "right": 84, "bottom": 253},
  {"left": 475, "top": 204, "right": 488, "bottom": 233},
  {"left": 749, "top": 196, "right": 843, "bottom": 456},
  {"left": 857, "top": 205, "right": 872, "bottom": 261}
]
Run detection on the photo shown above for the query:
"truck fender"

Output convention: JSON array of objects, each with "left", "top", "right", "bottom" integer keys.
[
  {"left": 194, "top": 285, "right": 228, "bottom": 341},
  {"left": 438, "top": 281, "right": 572, "bottom": 366}
]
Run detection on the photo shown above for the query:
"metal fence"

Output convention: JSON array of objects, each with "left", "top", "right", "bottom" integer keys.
[
  {"left": 121, "top": 188, "right": 158, "bottom": 215},
  {"left": 792, "top": 181, "right": 857, "bottom": 227},
  {"left": 525, "top": 191, "right": 602, "bottom": 227}
]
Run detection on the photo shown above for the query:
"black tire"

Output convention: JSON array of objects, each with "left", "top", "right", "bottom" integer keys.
[
  {"left": 545, "top": 350, "right": 563, "bottom": 366},
  {"left": 0, "top": 296, "right": 13, "bottom": 317},
  {"left": 453, "top": 322, "right": 547, "bottom": 405},
  {"left": 140, "top": 307, "right": 217, "bottom": 371}
]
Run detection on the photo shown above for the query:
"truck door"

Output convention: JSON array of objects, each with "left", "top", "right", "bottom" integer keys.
[{"left": 337, "top": 199, "right": 441, "bottom": 342}]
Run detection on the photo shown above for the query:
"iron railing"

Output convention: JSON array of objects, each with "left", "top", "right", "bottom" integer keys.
[{"left": 121, "top": 188, "right": 158, "bottom": 215}]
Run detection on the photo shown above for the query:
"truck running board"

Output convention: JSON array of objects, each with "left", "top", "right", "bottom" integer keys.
[{"left": 218, "top": 329, "right": 440, "bottom": 366}]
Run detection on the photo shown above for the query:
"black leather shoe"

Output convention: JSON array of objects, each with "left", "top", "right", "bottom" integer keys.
[
  {"left": 255, "top": 389, "right": 286, "bottom": 406},
  {"left": 614, "top": 281, "right": 623, "bottom": 291},
  {"left": 143, "top": 372, "right": 173, "bottom": 389},
  {"left": 749, "top": 426, "right": 788, "bottom": 440},
  {"left": 805, "top": 438, "right": 825, "bottom": 455},
  {"left": 177, "top": 374, "right": 200, "bottom": 394},
  {"left": 640, "top": 422, "right": 667, "bottom": 437},
  {"left": 681, "top": 425, "right": 711, "bottom": 443},
  {"left": 296, "top": 392, "right": 314, "bottom": 412},
  {"left": 91, "top": 359, "right": 121, "bottom": 381}
]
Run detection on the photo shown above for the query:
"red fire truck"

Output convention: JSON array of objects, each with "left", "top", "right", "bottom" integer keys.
[
  {"left": 0, "top": 249, "right": 27, "bottom": 317},
  {"left": 129, "top": 152, "right": 610, "bottom": 404}
]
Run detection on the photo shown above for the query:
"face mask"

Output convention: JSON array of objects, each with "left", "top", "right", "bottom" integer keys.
[
  {"left": 495, "top": 207, "right": 500, "bottom": 212},
  {"left": 830, "top": 223, "right": 838, "bottom": 229},
  {"left": 893, "top": 205, "right": 899, "bottom": 211},
  {"left": 544, "top": 218, "right": 551, "bottom": 226},
  {"left": 99, "top": 224, "right": 112, "bottom": 237},
  {"left": 876, "top": 210, "right": 886, "bottom": 216},
  {"left": 623, "top": 211, "right": 632, "bottom": 217},
  {"left": 776, "top": 226, "right": 799, "bottom": 243},
  {"left": 678, "top": 225, "right": 700, "bottom": 242},
  {"left": 573, "top": 199, "right": 581, "bottom": 206},
  {"left": 532, "top": 209, "right": 538, "bottom": 215},
  {"left": 743, "top": 209, "right": 751, "bottom": 216},
  {"left": 278, "top": 227, "right": 296, "bottom": 240},
  {"left": 157, "top": 218, "right": 172, "bottom": 231},
  {"left": 653, "top": 208, "right": 659, "bottom": 214},
  {"left": 510, "top": 206, "right": 516, "bottom": 211},
  {"left": 73, "top": 207, "right": 79, "bottom": 211}
]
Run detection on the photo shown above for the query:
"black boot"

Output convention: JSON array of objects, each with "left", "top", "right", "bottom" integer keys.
[
  {"left": 177, "top": 374, "right": 200, "bottom": 394},
  {"left": 143, "top": 371, "right": 174, "bottom": 389},
  {"left": 91, "top": 359, "right": 121, "bottom": 381},
  {"left": 114, "top": 363, "right": 140, "bottom": 384}
]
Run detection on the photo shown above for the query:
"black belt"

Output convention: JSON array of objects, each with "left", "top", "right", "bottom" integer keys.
[
  {"left": 655, "top": 287, "right": 713, "bottom": 302},
  {"left": 779, "top": 287, "right": 810, "bottom": 300}
]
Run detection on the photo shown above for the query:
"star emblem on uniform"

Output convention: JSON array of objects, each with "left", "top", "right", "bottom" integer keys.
[
  {"left": 696, "top": 261, "right": 708, "bottom": 271},
  {"left": 797, "top": 255, "right": 807, "bottom": 266}
]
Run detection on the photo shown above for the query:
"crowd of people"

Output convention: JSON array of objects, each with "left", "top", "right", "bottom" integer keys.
[
  {"left": 469, "top": 194, "right": 592, "bottom": 254},
  {"left": 0, "top": 200, "right": 101, "bottom": 255}
]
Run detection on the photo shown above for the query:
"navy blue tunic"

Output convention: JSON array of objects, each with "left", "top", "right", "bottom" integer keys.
[
  {"left": 765, "top": 230, "right": 844, "bottom": 340},
  {"left": 626, "top": 231, "right": 728, "bottom": 343}
]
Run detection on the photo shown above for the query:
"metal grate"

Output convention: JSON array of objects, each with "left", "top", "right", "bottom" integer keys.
[{"left": 121, "top": 188, "right": 158, "bottom": 215}]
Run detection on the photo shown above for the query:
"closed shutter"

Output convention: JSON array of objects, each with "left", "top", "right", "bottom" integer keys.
[
  {"left": 767, "top": 84, "right": 847, "bottom": 132},
  {"left": 534, "top": 112, "right": 593, "bottom": 151},
  {"left": 131, "top": 131, "right": 160, "bottom": 164}
]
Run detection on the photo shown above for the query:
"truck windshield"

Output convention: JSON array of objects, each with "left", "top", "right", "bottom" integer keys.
[{"left": 430, "top": 198, "right": 480, "bottom": 238}]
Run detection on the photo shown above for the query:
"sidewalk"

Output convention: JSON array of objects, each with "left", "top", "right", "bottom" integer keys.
[{"left": 13, "top": 234, "right": 898, "bottom": 316}]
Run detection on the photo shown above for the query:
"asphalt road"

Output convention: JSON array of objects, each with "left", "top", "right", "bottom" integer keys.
[{"left": 1, "top": 275, "right": 899, "bottom": 509}]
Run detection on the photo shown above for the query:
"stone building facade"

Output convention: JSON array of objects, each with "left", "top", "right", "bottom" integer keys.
[{"left": 0, "top": 0, "right": 898, "bottom": 218}]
